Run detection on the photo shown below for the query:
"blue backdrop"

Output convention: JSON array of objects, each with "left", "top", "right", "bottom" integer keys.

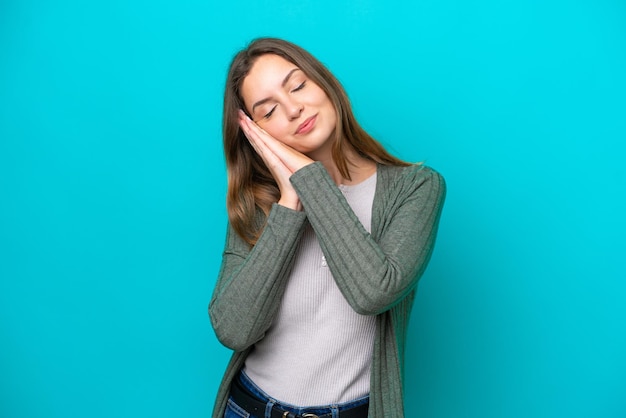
[{"left": 1, "top": 1, "right": 625, "bottom": 417}]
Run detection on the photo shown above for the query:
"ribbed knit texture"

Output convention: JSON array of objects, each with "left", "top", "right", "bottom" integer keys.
[
  {"left": 244, "top": 173, "right": 377, "bottom": 405},
  {"left": 209, "top": 163, "right": 446, "bottom": 418}
]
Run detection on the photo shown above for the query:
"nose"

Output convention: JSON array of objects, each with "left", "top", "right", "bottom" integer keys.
[{"left": 286, "top": 100, "right": 304, "bottom": 120}]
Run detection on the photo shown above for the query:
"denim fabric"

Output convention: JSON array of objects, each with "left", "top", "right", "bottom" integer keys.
[
  {"left": 224, "top": 370, "right": 369, "bottom": 418},
  {"left": 225, "top": 396, "right": 251, "bottom": 418}
]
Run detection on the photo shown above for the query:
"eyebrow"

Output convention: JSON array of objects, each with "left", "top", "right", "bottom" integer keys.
[{"left": 251, "top": 68, "right": 301, "bottom": 113}]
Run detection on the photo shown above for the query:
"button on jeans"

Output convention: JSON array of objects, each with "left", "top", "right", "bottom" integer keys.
[{"left": 224, "top": 370, "right": 369, "bottom": 418}]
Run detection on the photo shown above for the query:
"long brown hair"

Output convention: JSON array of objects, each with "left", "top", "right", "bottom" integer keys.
[{"left": 223, "top": 37, "right": 409, "bottom": 245}]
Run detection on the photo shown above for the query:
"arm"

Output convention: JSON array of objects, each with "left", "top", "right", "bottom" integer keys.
[
  {"left": 291, "top": 162, "right": 446, "bottom": 315},
  {"left": 209, "top": 204, "right": 307, "bottom": 351}
]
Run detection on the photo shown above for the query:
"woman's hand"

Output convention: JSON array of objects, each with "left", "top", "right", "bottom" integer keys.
[{"left": 238, "top": 110, "right": 313, "bottom": 210}]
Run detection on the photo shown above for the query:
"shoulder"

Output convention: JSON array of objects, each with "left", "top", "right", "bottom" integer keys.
[{"left": 378, "top": 163, "right": 446, "bottom": 195}]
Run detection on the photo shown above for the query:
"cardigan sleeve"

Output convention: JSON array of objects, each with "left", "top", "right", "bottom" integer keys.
[
  {"left": 290, "top": 162, "right": 446, "bottom": 316},
  {"left": 209, "top": 204, "right": 307, "bottom": 351}
]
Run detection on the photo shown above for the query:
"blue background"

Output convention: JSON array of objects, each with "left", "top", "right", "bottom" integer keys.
[{"left": 1, "top": 1, "right": 625, "bottom": 417}]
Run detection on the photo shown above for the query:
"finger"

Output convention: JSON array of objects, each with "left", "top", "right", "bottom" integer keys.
[
  {"left": 238, "top": 113, "right": 263, "bottom": 154},
  {"left": 238, "top": 111, "right": 313, "bottom": 172},
  {"left": 243, "top": 120, "right": 284, "bottom": 165},
  {"left": 240, "top": 115, "right": 267, "bottom": 143}
]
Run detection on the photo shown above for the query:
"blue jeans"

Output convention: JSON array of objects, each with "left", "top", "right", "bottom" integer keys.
[{"left": 224, "top": 370, "right": 370, "bottom": 418}]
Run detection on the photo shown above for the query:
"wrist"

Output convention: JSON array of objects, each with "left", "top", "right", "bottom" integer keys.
[{"left": 277, "top": 196, "right": 302, "bottom": 211}]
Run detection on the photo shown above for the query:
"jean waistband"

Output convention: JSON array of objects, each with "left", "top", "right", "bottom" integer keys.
[{"left": 235, "top": 370, "right": 369, "bottom": 417}]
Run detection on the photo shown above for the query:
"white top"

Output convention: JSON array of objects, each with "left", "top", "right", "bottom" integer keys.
[{"left": 244, "top": 172, "right": 378, "bottom": 406}]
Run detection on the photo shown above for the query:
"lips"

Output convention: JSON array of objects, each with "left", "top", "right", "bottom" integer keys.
[{"left": 295, "top": 115, "right": 317, "bottom": 135}]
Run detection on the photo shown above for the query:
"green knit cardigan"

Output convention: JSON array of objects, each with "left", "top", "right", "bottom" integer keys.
[{"left": 209, "top": 162, "right": 446, "bottom": 418}]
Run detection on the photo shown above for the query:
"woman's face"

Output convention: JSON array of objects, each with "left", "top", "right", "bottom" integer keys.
[{"left": 240, "top": 54, "right": 337, "bottom": 158}]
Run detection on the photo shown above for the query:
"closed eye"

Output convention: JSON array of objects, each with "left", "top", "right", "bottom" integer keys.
[
  {"left": 263, "top": 105, "right": 277, "bottom": 119},
  {"left": 291, "top": 81, "right": 306, "bottom": 92}
]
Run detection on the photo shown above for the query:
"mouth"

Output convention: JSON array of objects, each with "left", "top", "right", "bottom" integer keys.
[{"left": 295, "top": 114, "right": 317, "bottom": 135}]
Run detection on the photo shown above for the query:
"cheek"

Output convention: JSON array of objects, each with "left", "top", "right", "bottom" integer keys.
[
  {"left": 315, "top": 91, "right": 336, "bottom": 120},
  {"left": 261, "top": 120, "right": 291, "bottom": 143},
  {"left": 312, "top": 85, "right": 332, "bottom": 105}
]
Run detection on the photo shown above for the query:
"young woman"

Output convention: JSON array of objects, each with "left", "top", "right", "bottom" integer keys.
[{"left": 209, "top": 37, "right": 446, "bottom": 418}]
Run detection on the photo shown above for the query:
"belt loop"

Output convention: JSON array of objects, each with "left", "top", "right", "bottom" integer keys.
[
  {"left": 331, "top": 405, "right": 339, "bottom": 418},
  {"left": 265, "top": 398, "right": 276, "bottom": 418}
]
